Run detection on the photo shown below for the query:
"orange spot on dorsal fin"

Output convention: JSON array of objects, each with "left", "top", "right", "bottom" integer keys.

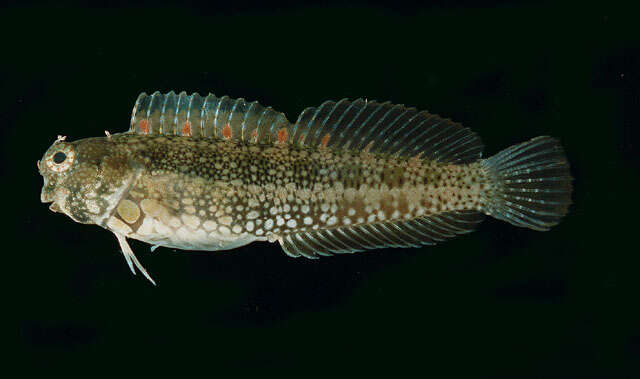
[
  {"left": 250, "top": 129, "right": 258, "bottom": 143},
  {"left": 320, "top": 133, "right": 331, "bottom": 148},
  {"left": 409, "top": 152, "right": 424, "bottom": 167},
  {"left": 222, "top": 123, "right": 232, "bottom": 139},
  {"left": 182, "top": 121, "right": 191, "bottom": 136},
  {"left": 139, "top": 119, "right": 150, "bottom": 134},
  {"left": 277, "top": 128, "right": 288, "bottom": 144},
  {"left": 362, "top": 141, "right": 374, "bottom": 153}
]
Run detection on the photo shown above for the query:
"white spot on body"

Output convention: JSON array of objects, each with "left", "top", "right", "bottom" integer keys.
[
  {"left": 181, "top": 214, "right": 201, "bottom": 230},
  {"left": 219, "top": 216, "right": 233, "bottom": 225},
  {"left": 154, "top": 219, "right": 172, "bottom": 235},
  {"left": 136, "top": 217, "right": 154, "bottom": 236},
  {"left": 203, "top": 220, "right": 218, "bottom": 231},
  {"left": 169, "top": 217, "right": 182, "bottom": 228}
]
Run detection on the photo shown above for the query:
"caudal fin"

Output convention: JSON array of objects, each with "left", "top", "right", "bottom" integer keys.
[{"left": 481, "top": 136, "right": 572, "bottom": 231}]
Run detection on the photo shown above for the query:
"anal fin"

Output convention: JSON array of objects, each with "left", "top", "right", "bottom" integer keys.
[{"left": 279, "top": 211, "right": 484, "bottom": 258}]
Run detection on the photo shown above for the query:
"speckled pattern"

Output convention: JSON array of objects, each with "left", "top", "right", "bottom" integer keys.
[
  {"left": 100, "top": 134, "right": 489, "bottom": 251},
  {"left": 38, "top": 93, "right": 571, "bottom": 283}
]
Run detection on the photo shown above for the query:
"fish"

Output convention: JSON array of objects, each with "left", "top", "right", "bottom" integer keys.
[{"left": 38, "top": 91, "right": 572, "bottom": 285}]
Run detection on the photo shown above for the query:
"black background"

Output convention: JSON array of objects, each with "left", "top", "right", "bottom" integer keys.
[{"left": 4, "top": 1, "right": 638, "bottom": 377}]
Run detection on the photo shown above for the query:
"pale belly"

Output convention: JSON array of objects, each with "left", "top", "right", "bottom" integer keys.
[{"left": 105, "top": 208, "right": 267, "bottom": 252}]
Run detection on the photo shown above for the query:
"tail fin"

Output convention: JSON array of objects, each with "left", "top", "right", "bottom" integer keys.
[{"left": 481, "top": 136, "right": 572, "bottom": 231}]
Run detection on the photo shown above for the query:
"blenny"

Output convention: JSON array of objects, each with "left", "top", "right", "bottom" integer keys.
[{"left": 38, "top": 91, "right": 572, "bottom": 284}]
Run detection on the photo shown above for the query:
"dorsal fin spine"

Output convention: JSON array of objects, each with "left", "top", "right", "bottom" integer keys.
[
  {"left": 392, "top": 113, "right": 433, "bottom": 155},
  {"left": 158, "top": 91, "right": 171, "bottom": 134},
  {"left": 386, "top": 111, "right": 423, "bottom": 155},
  {"left": 185, "top": 94, "right": 195, "bottom": 135},
  {"left": 147, "top": 91, "right": 159, "bottom": 133},
  {"left": 405, "top": 119, "right": 449, "bottom": 156},
  {"left": 259, "top": 106, "right": 274, "bottom": 143},
  {"left": 176, "top": 92, "right": 188, "bottom": 133},
  {"left": 442, "top": 132, "right": 479, "bottom": 161},
  {"left": 242, "top": 101, "right": 256, "bottom": 141},
  {"left": 317, "top": 98, "right": 348, "bottom": 144},
  {"left": 228, "top": 97, "right": 242, "bottom": 137},
  {"left": 374, "top": 105, "right": 412, "bottom": 153},
  {"left": 331, "top": 98, "right": 360, "bottom": 147},
  {"left": 309, "top": 101, "right": 330, "bottom": 144},
  {"left": 354, "top": 101, "right": 392, "bottom": 151},
  {"left": 430, "top": 126, "right": 466, "bottom": 158},
  {"left": 213, "top": 95, "right": 225, "bottom": 135},
  {"left": 344, "top": 101, "right": 378, "bottom": 151},
  {"left": 255, "top": 107, "right": 268, "bottom": 142},
  {"left": 304, "top": 100, "right": 332, "bottom": 146},
  {"left": 357, "top": 103, "right": 392, "bottom": 151}
]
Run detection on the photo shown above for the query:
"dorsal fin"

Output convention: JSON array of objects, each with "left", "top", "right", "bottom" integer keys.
[
  {"left": 130, "top": 91, "right": 291, "bottom": 143},
  {"left": 279, "top": 211, "right": 484, "bottom": 258},
  {"left": 130, "top": 93, "right": 483, "bottom": 163},
  {"left": 291, "top": 99, "right": 484, "bottom": 163}
]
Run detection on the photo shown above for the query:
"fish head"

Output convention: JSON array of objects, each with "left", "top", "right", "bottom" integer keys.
[{"left": 38, "top": 134, "right": 138, "bottom": 225}]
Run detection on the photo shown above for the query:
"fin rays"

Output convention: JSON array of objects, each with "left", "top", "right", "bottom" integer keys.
[
  {"left": 132, "top": 92, "right": 483, "bottom": 163},
  {"left": 279, "top": 211, "right": 484, "bottom": 258},
  {"left": 131, "top": 91, "right": 291, "bottom": 143}
]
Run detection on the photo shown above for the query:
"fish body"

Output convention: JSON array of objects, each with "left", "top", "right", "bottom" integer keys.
[{"left": 39, "top": 92, "right": 572, "bottom": 284}]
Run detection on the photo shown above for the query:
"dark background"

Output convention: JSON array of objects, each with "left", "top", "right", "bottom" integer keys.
[{"left": 4, "top": 1, "right": 638, "bottom": 377}]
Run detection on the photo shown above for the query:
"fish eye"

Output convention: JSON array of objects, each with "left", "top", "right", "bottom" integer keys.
[
  {"left": 46, "top": 144, "right": 75, "bottom": 173},
  {"left": 53, "top": 151, "right": 67, "bottom": 164}
]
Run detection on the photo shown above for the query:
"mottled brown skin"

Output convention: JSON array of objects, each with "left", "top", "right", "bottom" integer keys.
[
  {"left": 39, "top": 136, "right": 140, "bottom": 225},
  {"left": 41, "top": 132, "right": 490, "bottom": 254}
]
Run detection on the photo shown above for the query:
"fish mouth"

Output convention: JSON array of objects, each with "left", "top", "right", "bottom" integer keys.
[
  {"left": 40, "top": 193, "right": 60, "bottom": 213},
  {"left": 40, "top": 190, "right": 54, "bottom": 204},
  {"left": 48, "top": 201, "right": 61, "bottom": 213}
]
